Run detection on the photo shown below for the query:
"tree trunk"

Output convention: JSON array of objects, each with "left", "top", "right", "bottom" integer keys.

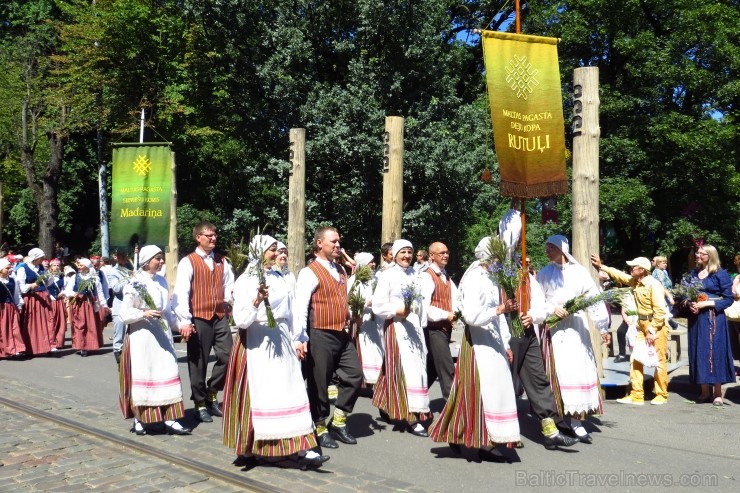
[{"left": 38, "top": 131, "right": 63, "bottom": 256}]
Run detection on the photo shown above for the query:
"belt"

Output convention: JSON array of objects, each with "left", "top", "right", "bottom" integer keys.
[{"left": 638, "top": 314, "right": 653, "bottom": 321}]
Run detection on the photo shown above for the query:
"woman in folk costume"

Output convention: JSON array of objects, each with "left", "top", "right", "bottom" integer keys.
[
  {"left": 64, "top": 258, "right": 106, "bottom": 356},
  {"left": 536, "top": 235, "right": 609, "bottom": 444},
  {"left": 119, "top": 245, "right": 191, "bottom": 436},
  {"left": 223, "top": 234, "right": 329, "bottom": 470},
  {"left": 274, "top": 241, "right": 296, "bottom": 293},
  {"left": 16, "top": 247, "right": 56, "bottom": 355},
  {"left": 371, "top": 239, "right": 431, "bottom": 437},
  {"left": 1, "top": 257, "right": 27, "bottom": 358},
  {"left": 429, "top": 237, "right": 520, "bottom": 458},
  {"left": 46, "top": 259, "right": 68, "bottom": 350},
  {"left": 348, "top": 252, "right": 383, "bottom": 386}
]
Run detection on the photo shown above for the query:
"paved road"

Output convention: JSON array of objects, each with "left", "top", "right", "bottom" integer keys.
[{"left": 1, "top": 324, "right": 738, "bottom": 492}]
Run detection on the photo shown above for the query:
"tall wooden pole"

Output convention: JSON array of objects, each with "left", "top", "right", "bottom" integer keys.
[
  {"left": 166, "top": 151, "right": 178, "bottom": 293},
  {"left": 571, "top": 67, "right": 604, "bottom": 374},
  {"left": 288, "top": 128, "right": 306, "bottom": 274},
  {"left": 381, "top": 116, "right": 404, "bottom": 245}
]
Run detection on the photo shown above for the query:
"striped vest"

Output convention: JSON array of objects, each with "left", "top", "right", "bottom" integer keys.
[
  {"left": 187, "top": 252, "right": 226, "bottom": 321},
  {"left": 308, "top": 261, "right": 349, "bottom": 331},
  {"left": 426, "top": 269, "right": 452, "bottom": 331}
]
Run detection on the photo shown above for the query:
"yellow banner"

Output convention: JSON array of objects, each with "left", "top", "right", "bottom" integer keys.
[{"left": 482, "top": 31, "right": 567, "bottom": 198}]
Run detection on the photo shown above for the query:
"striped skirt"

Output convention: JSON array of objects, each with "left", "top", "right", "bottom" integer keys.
[
  {"left": 119, "top": 335, "right": 185, "bottom": 423},
  {"left": 222, "top": 331, "right": 317, "bottom": 457},
  {"left": 70, "top": 298, "right": 102, "bottom": 350},
  {"left": 371, "top": 321, "right": 433, "bottom": 423},
  {"left": 429, "top": 327, "right": 516, "bottom": 449},
  {"left": 50, "top": 298, "right": 67, "bottom": 349},
  {"left": 1, "top": 302, "right": 26, "bottom": 357},
  {"left": 21, "top": 291, "right": 54, "bottom": 354}
]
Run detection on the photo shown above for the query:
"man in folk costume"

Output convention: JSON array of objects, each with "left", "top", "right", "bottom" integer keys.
[
  {"left": 372, "top": 239, "right": 432, "bottom": 437},
  {"left": 46, "top": 259, "right": 68, "bottom": 351},
  {"left": 429, "top": 237, "right": 520, "bottom": 459},
  {"left": 419, "top": 242, "right": 459, "bottom": 401},
  {"left": 498, "top": 217, "right": 579, "bottom": 449},
  {"left": 172, "top": 221, "right": 235, "bottom": 423},
  {"left": 294, "top": 226, "right": 363, "bottom": 450},
  {"left": 0, "top": 257, "right": 27, "bottom": 358},
  {"left": 536, "top": 235, "right": 610, "bottom": 443},
  {"left": 591, "top": 254, "right": 669, "bottom": 405},
  {"left": 107, "top": 249, "right": 133, "bottom": 366},
  {"left": 16, "top": 248, "right": 56, "bottom": 355}
]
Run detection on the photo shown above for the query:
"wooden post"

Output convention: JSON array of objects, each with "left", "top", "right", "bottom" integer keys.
[
  {"left": 381, "top": 116, "right": 404, "bottom": 245},
  {"left": 571, "top": 67, "right": 604, "bottom": 376},
  {"left": 166, "top": 151, "right": 178, "bottom": 293},
  {"left": 288, "top": 128, "right": 306, "bottom": 274},
  {"left": 0, "top": 182, "right": 4, "bottom": 248}
]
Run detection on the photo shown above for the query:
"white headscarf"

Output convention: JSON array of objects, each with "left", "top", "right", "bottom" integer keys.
[
  {"left": 276, "top": 241, "right": 288, "bottom": 253},
  {"left": 78, "top": 258, "right": 93, "bottom": 269},
  {"left": 545, "top": 234, "right": 579, "bottom": 265},
  {"left": 0, "top": 258, "right": 10, "bottom": 271},
  {"left": 391, "top": 239, "right": 413, "bottom": 260},
  {"left": 28, "top": 248, "right": 45, "bottom": 261},
  {"left": 247, "top": 234, "right": 278, "bottom": 272},
  {"left": 138, "top": 245, "right": 162, "bottom": 267},
  {"left": 354, "top": 252, "right": 374, "bottom": 267},
  {"left": 461, "top": 236, "right": 492, "bottom": 289}
]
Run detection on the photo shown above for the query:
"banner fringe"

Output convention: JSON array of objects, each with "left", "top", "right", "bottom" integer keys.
[{"left": 500, "top": 180, "right": 568, "bottom": 199}]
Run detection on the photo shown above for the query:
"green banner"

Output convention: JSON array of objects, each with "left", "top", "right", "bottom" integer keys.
[{"left": 110, "top": 144, "right": 171, "bottom": 251}]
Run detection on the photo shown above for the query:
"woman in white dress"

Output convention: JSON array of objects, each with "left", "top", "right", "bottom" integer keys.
[
  {"left": 222, "top": 234, "right": 328, "bottom": 469},
  {"left": 536, "top": 235, "right": 609, "bottom": 444},
  {"left": 119, "top": 245, "right": 190, "bottom": 436},
  {"left": 348, "top": 252, "right": 383, "bottom": 386},
  {"left": 372, "top": 239, "right": 431, "bottom": 437}
]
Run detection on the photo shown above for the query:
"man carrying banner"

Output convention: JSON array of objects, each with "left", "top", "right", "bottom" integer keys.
[{"left": 173, "top": 221, "right": 235, "bottom": 423}]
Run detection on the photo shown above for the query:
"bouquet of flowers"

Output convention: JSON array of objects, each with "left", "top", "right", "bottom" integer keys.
[
  {"left": 348, "top": 265, "right": 373, "bottom": 319},
  {"left": 35, "top": 272, "right": 51, "bottom": 286},
  {"left": 672, "top": 274, "right": 706, "bottom": 302},
  {"left": 545, "top": 287, "right": 632, "bottom": 329},
  {"left": 484, "top": 236, "right": 526, "bottom": 337},
  {"left": 401, "top": 282, "right": 422, "bottom": 310},
  {"left": 72, "top": 277, "right": 97, "bottom": 304},
  {"left": 248, "top": 237, "right": 277, "bottom": 328},
  {"left": 131, "top": 280, "right": 169, "bottom": 332}
]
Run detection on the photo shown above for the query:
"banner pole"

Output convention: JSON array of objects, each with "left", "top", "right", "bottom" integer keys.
[
  {"left": 515, "top": 0, "right": 521, "bottom": 34},
  {"left": 139, "top": 109, "right": 145, "bottom": 143}
]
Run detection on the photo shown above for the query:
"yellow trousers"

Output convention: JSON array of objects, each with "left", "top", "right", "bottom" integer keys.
[{"left": 629, "top": 322, "right": 668, "bottom": 400}]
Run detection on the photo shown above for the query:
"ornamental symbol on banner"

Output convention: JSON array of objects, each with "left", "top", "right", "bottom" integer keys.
[
  {"left": 505, "top": 55, "right": 540, "bottom": 100},
  {"left": 132, "top": 155, "right": 153, "bottom": 176}
]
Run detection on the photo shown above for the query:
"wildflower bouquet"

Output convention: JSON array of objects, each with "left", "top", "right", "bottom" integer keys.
[
  {"left": 672, "top": 274, "right": 706, "bottom": 302},
  {"left": 34, "top": 272, "right": 51, "bottom": 286},
  {"left": 348, "top": 265, "right": 373, "bottom": 319},
  {"left": 484, "top": 236, "right": 526, "bottom": 337},
  {"left": 72, "top": 277, "right": 97, "bottom": 304},
  {"left": 247, "top": 238, "right": 277, "bottom": 328},
  {"left": 131, "top": 280, "right": 169, "bottom": 332},
  {"left": 545, "top": 287, "right": 632, "bottom": 329},
  {"left": 401, "top": 282, "right": 422, "bottom": 311}
]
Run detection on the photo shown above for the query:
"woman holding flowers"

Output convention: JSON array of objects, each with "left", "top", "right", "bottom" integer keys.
[
  {"left": 348, "top": 252, "right": 382, "bottom": 385},
  {"left": 429, "top": 237, "right": 520, "bottom": 458},
  {"left": 222, "top": 234, "right": 328, "bottom": 470},
  {"left": 371, "top": 239, "right": 431, "bottom": 437},
  {"left": 64, "top": 258, "right": 106, "bottom": 356},
  {"left": 46, "top": 259, "right": 68, "bottom": 350},
  {"left": 119, "top": 245, "right": 190, "bottom": 436},
  {"left": 16, "top": 248, "right": 56, "bottom": 355},
  {"left": 1, "top": 257, "right": 26, "bottom": 358},
  {"left": 537, "top": 235, "right": 609, "bottom": 443},
  {"left": 684, "top": 245, "right": 734, "bottom": 406}
]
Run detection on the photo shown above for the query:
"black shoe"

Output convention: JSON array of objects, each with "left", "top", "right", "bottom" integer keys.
[
  {"left": 80, "top": 350, "right": 88, "bottom": 357},
  {"left": 545, "top": 432, "right": 578, "bottom": 449},
  {"left": 131, "top": 422, "right": 146, "bottom": 436},
  {"left": 206, "top": 400, "right": 223, "bottom": 417},
  {"left": 378, "top": 409, "right": 391, "bottom": 423},
  {"left": 165, "top": 422, "right": 192, "bottom": 435},
  {"left": 318, "top": 432, "right": 338, "bottom": 449},
  {"left": 613, "top": 355, "right": 629, "bottom": 364},
  {"left": 298, "top": 453, "right": 330, "bottom": 470},
  {"left": 408, "top": 423, "right": 429, "bottom": 437},
  {"left": 578, "top": 433, "right": 593, "bottom": 444},
  {"left": 478, "top": 448, "right": 510, "bottom": 463},
  {"left": 328, "top": 423, "right": 357, "bottom": 444},
  {"left": 196, "top": 407, "right": 213, "bottom": 423}
]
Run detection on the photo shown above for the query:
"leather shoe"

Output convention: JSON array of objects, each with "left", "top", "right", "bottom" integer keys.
[
  {"left": 298, "top": 453, "right": 330, "bottom": 470},
  {"left": 545, "top": 432, "right": 578, "bottom": 449},
  {"left": 196, "top": 407, "right": 213, "bottom": 423},
  {"left": 577, "top": 433, "right": 593, "bottom": 444},
  {"left": 131, "top": 422, "right": 146, "bottom": 436},
  {"left": 166, "top": 423, "right": 192, "bottom": 435},
  {"left": 378, "top": 409, "right": 391, "bottom": 423},
  {"left": 206, "top": 400, "right": 223, "bottom": 417},
  {"left": 318, "top": 432, "right": 338, "bottom": 449},
  {"left": 408, "top": 423, "right": 429, "bottom": 437},
  {"left": 328, "top": 423, "right": 357, "bottom": 444}
]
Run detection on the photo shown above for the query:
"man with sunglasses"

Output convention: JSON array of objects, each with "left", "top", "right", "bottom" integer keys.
[{"left": 173, "top": 221, "right": 235, "bottom": 422}]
